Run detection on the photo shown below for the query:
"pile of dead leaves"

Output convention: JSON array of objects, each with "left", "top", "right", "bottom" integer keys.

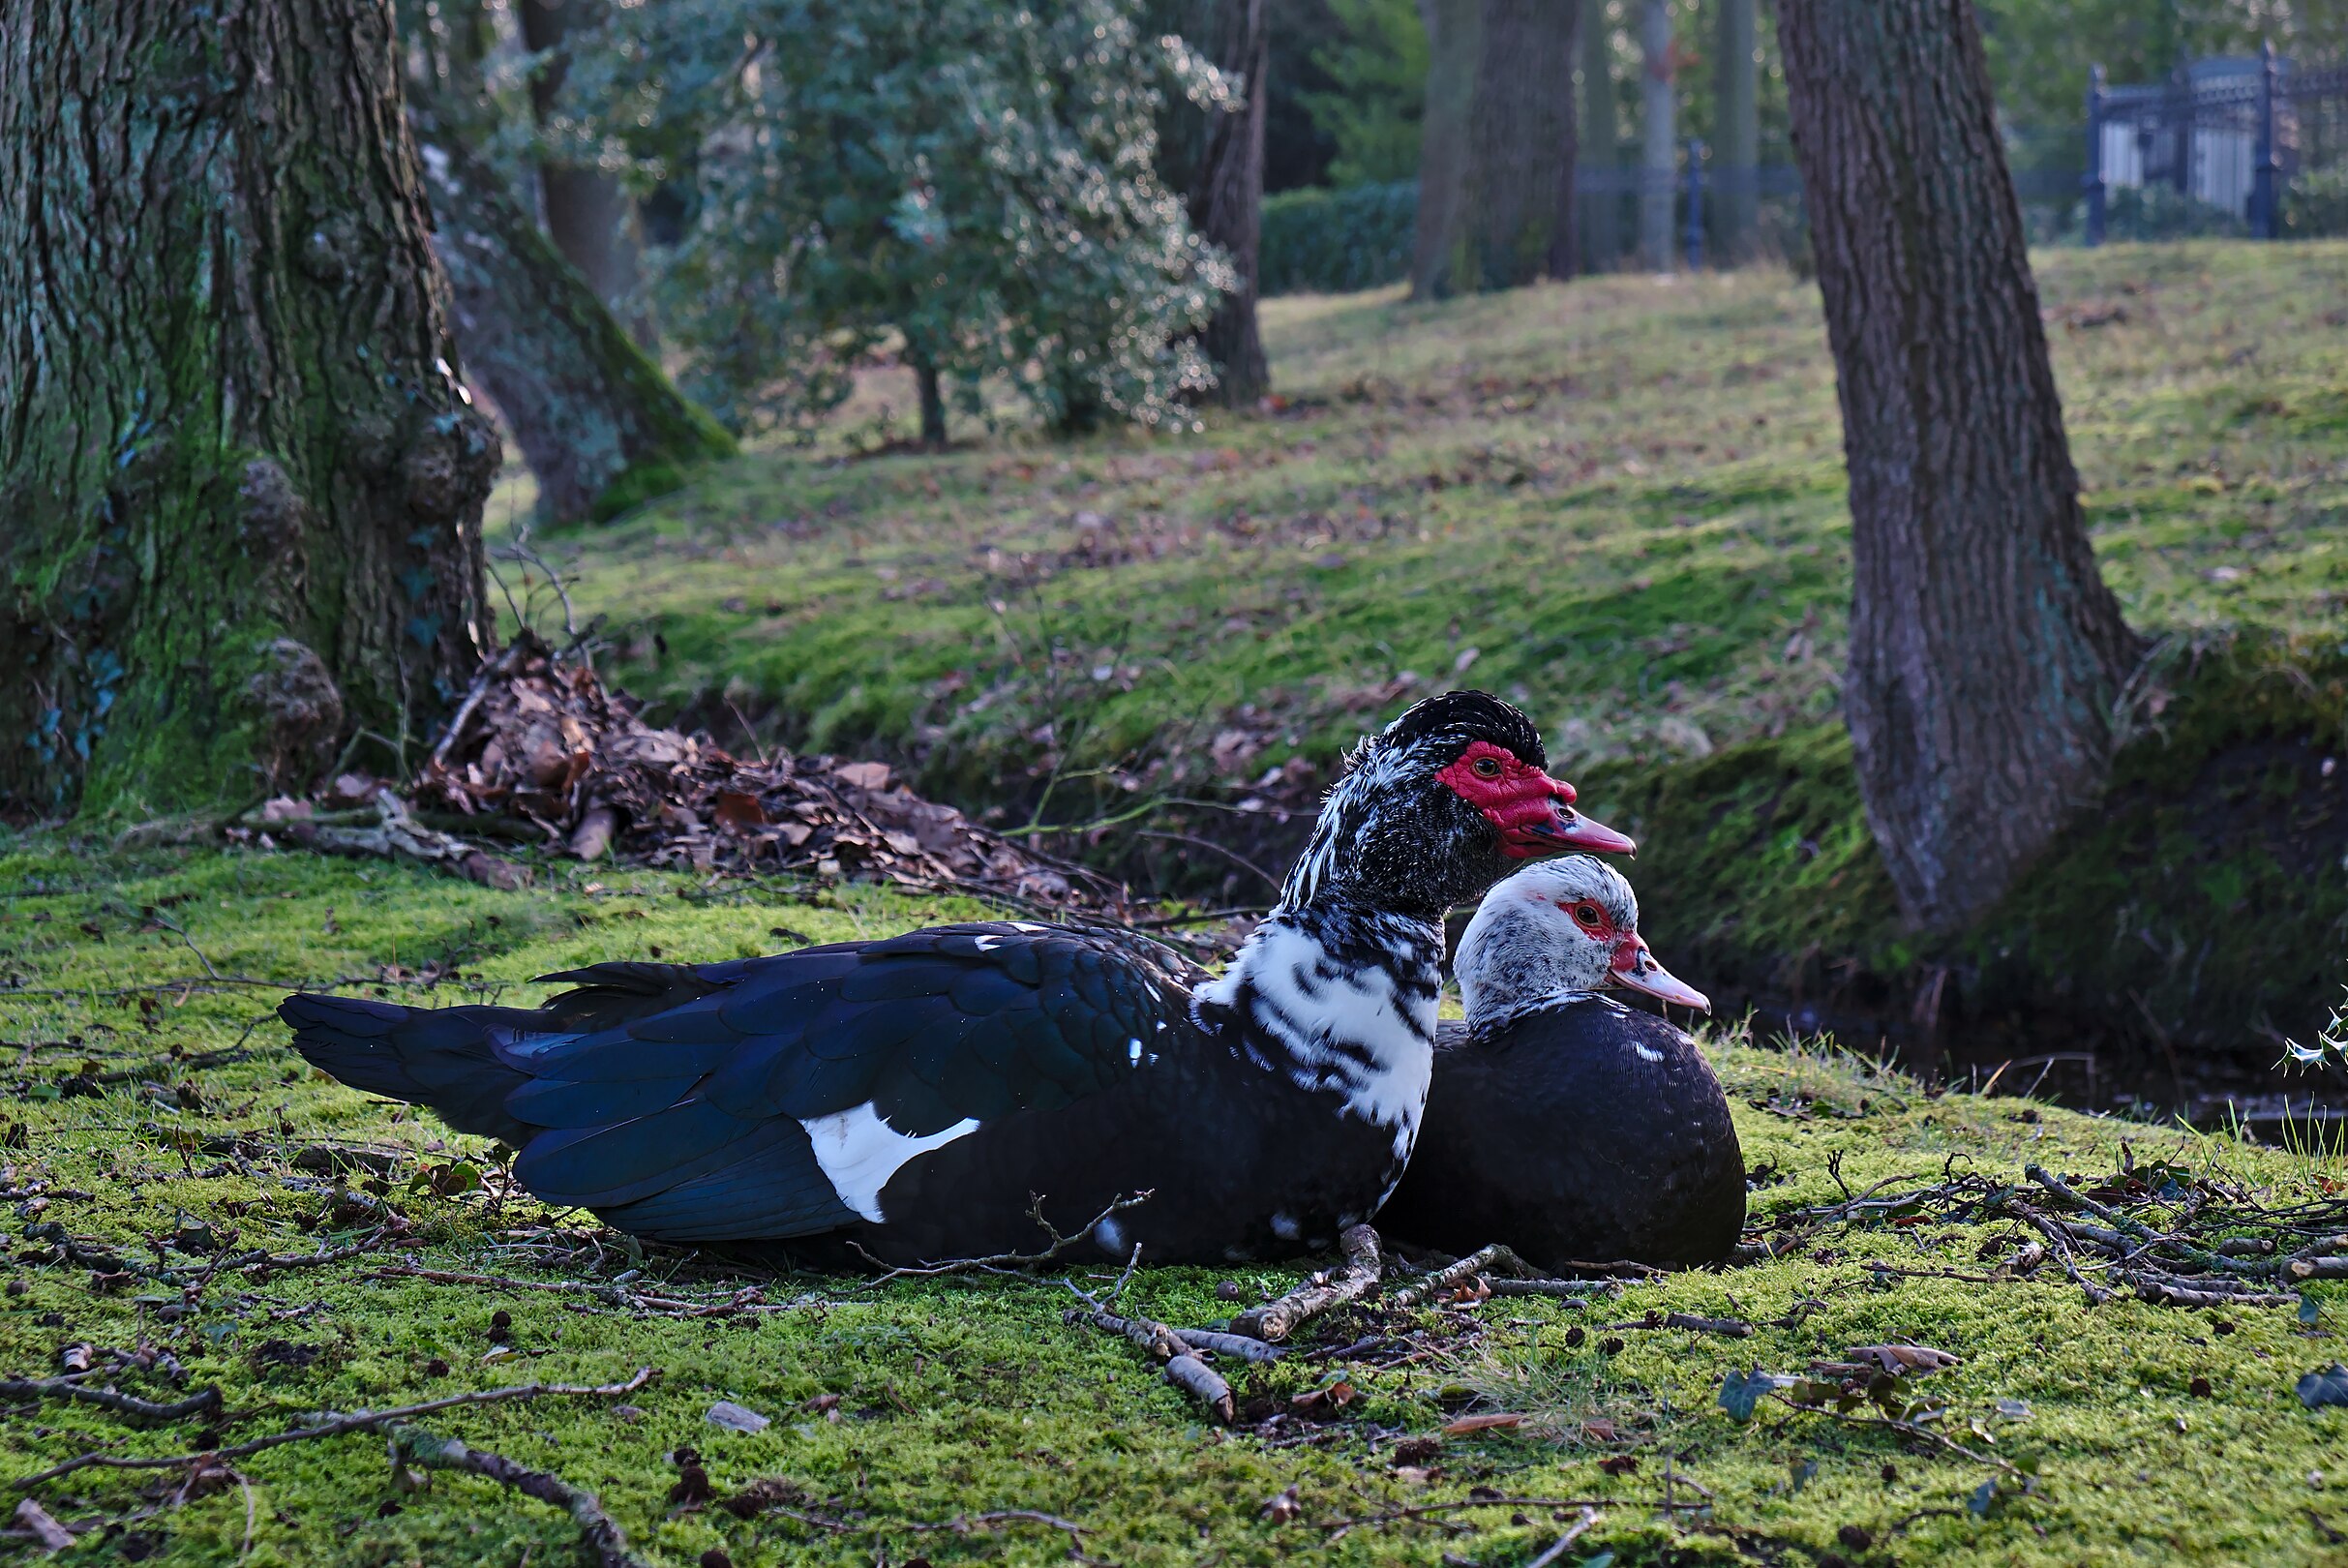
[{"left": 261, "top": 633, "right": 1128, "bottom": 912}]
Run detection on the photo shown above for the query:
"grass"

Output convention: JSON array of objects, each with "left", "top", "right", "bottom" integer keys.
[
  {"left": 8, "top": 242, "right": 2348, "bottom": 1562},
  {"left": 9, "top": 842, "right": 2348, "bottom": 1563},
  {"left": 496, "top": 242, "right": 2348, "bottom": 1060}
]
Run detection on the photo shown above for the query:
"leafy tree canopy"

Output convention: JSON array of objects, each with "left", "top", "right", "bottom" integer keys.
[{"left": 567, "top": 0, "right": 1236, "bottom": 437}]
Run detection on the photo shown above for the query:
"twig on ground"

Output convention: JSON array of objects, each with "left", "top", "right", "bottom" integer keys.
[
  {"left": 1231, "top": 1224, "right": 1384, "bottom": 1342},
  {"left": 1772, "top": 1395, "right": 2020, "bottom": 1474},
  {"left": 1524, "top": 1507, "right": 1602, "bottom": 1568},
  {"left": 1387, "top": 1243, "right": 1538, "bottom": 1311},
  {"left": 1601, "top": 1310, "right": 1755, "bottom": 1339},
  {"left": 391, "top": 1424, "right": 645, "bottom": 1568},
  {"left": 15, "top": 1368, "right": 657, "bottom": 1489},
  {"left": 1318, "top": 1494, "right": 1699, "bottom": 1542},
  {"left": 0, "top": 1379, "right": 221, "bottom": 1424},
  {"left": 850, "top": 1192, "right": 1152, "bottom": 1283},
  {"left": 1062, "top": 1290, "right": 1235, "bottom": 1423}
]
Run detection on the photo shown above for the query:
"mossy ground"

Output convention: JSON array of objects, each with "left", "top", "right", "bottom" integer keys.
[
  {"left": 501, "top": 240, "right": 2348, "bottom": 1059},
  {"left": 9, "top": 842, "right": 2348, "bottom": 1565}
]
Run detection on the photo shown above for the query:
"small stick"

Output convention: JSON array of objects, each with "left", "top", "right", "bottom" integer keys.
[
  {"left": 1064, "top": 1305, "right": 1235, "bottom": 1422},
  {"left": 1524, "top": 1507, "right": 1602, "bottom": 1568},
  {"left": 1387, "top": 1243, "right": 1539, "bottom": 1311},
  {"left": 1169, "top": 1328, "right": 1284, "bottom": 1363},
  {"left": 391, "top": 1424, "right": 647, "bottom": 1568},
  {"left": 0, "top": 1378, "right": 222, "bottom": 1424},
  {"left": 1231, "top": 1224, "right": 1383, "bottom": 1342},
  {"left": 2137, "top": 1280, "right": 2298, "bottom": 1310},
  {"left": 851, "top": 1191, "right": 1152, "bottom": 1283},
  {"left": 1600, "top": 1310, "right": 1755, "bottom": 1339},
  {"left": 1486, "top": 1280, "right": 1597, "bottom": 1304},
  {"left": 15, "top": 1368, "right": 657, "bottom": 1489}
]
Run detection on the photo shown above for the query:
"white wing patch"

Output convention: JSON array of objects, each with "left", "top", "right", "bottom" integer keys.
[{"left": 799, "top": 1102, "right": 982, "bottom": 1223}]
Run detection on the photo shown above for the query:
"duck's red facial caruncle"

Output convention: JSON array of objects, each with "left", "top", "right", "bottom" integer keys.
[{"left": 1436, "top": 740, "right": 1636, "bottom": 859}]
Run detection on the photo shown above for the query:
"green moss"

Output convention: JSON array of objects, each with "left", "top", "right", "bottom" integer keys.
[{"left": 6, "top": 842, "right": 2348, "bottom": 1564}]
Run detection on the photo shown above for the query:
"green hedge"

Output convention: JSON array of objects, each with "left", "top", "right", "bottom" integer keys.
[{"left": 1258, "top": 181, "right": 1416, "bottom": 296}]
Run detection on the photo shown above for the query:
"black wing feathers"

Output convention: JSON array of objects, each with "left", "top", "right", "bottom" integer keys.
[{"left": 288, "top": 923, "right": 1193, "bottom": 1243}]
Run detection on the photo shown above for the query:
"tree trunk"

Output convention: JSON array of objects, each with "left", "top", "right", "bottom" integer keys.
[
  {"left": 0, "top": 0, "right": 499, "bottom": 818},
  {"left": 912, "top": 358, "right": 948, "bottom": 449},
  {"left": 1638, "top": 0, "right": 1675, "bottom": 269},
  {"left": 1159, "top": 0, "right": 1271, "bottom": 405},
  {"left": 1577, "top": 1, "right": 1620, "bottom": 271},
  {"left": 519, "top": 0, "right": 653, "bottom": 346},
  {"left": 1776, "top": 0, "right": 2144, "bottom": 932},
  {"left": 1411, "top": 0, "right": 1580, "bottom": 299},
  {"left": 1713, "top": 0, "right": 1758, "bottom": 260},
  {"left": 414, "top": 126, "right": 736, "bottom": 524}
]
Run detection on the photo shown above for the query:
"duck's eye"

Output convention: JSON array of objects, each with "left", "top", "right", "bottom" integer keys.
[
  {"left": 1470, "top": 755, "right": 1504, "bottom": 779},
  {"left": 1571, "top": 903, "right": 1602, "bottom": 927}
]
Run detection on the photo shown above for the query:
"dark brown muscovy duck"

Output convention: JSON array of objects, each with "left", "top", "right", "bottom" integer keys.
[
  {"left": 280, "top": 692, "right": 1634, "bottom": 1266},
  {"left": 1379, "top": 857, "right": 1745, "bottom": 1270}
]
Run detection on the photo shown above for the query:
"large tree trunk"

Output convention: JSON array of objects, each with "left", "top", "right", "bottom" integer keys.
[
  {"left": 0, "top": 0, "right": 498, "bottom": 818},
  {"left": 1638, "top": 0, "right": 1675, "bottom": 269},
  {"left": 414, "top": 126, "right": 736, "bottom": 524},
  {"left": 1577, "top": 2, "right": 1621, "bottom": 271},
  {"left": 1776, "top": 0, "right": 2144, "bottom": 932},
  {"left": 1411, "top": 0, "right": 1580, "bottom": 299},
  {"left": 1158, "top": 0, "right": 1272, "bottom": 406},
  {"left": 519, "top": 0, "right": 652, "bottom": 345},
  {"left": 1713, "top": 0, "right": 1759, "bottom": 260}
]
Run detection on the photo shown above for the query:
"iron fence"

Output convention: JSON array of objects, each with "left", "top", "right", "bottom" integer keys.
[{"left": 2084, "top": 45, "right": 2348, "bottom": 243}]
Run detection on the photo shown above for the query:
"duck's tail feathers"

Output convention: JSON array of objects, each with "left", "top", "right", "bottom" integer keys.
[{"left": 277, "top": 993, "right": 534, "bottom": 1146}]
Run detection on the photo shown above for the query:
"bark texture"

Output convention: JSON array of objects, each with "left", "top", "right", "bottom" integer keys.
[
  {"left": 1776, "top": 0, "right": 2144, "bottom": 931},
  {"left": 520, "top": 0, "right": 650, "bottom": 343},
  {"left": 414, "top": 128, "right": 735, "bottom": 524},
  {"left": 1577, "top": 2, "right": 1620, "bottom": 271},
  {"left": 1411, "top": 0, "right": 1580, "bottom": 298},
  {"left": 1712, "top": 0, "right": 1758, "bottom": 259},
  {"left": 1638, "top": 0, "right": 1674, "bottom": 269},
  {"left": 0, "top": 0, "right": 499, "bottom": 816},
  {"left": 1160, "top": 0, "right": 1271, "bottom": 405}
]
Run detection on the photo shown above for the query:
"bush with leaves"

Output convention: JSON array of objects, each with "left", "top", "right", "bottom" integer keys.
[{"left": 570, "top": 0, "right": 1234, "bottom": 440}]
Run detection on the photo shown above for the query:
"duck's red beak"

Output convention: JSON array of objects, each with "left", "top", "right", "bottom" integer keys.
[{"left": 1610, "top": 936, "right": 1710, "bottom": 1011}]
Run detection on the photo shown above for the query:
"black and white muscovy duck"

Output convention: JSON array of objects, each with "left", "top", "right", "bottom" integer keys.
[
  {"left": 1378, "top": 856, "right": 1746, "bottom": 1270},
  {"left": 279, "top": 692, "right": 1634, "bottom": 1265}
]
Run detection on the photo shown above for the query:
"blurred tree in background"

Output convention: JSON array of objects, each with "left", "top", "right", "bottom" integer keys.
[
  {"left": 1302, "top": 0, "right": 1430, "bottom": 185},
  {"left": 570, "top": 0, "right": 1234, "bottom": 443}
]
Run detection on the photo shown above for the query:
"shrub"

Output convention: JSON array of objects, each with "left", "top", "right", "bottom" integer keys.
[{"left": 1259, "top": 181, "right": 1416, "bottom": 295}]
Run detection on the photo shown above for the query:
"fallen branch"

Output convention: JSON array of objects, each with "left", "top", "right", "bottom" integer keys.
[
  {"left": 391, "top": 1424, "right": 647, "bottom": 1568},
  {"left": 0, "top": 1378, "right": 221, "bottom": 1424},
  {"left": 1231, "top": 1224, "right": 1383, "bottom": 1342},
  {"left": 15, "top": 1368, "right": 657, "bottom": 1489},
  {"left": 267, "top": 789, "right": 527, "bottom": 891}
]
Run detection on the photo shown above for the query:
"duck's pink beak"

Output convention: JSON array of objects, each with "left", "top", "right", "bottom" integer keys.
[
  {"left": 1610, "top": 937, "right": 1710, "bottom": 1011},
  {"left": 1512, "top": 798, "right": 1643, "bottom": 859}
]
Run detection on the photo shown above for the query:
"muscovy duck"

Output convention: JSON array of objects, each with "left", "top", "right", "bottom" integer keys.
[
  {"left": 279, "top": 691, "right": 1635, "bottom": 1265},
  {"left": 1378, "top": 857, "right": 1745, "bottom": 1270}
]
